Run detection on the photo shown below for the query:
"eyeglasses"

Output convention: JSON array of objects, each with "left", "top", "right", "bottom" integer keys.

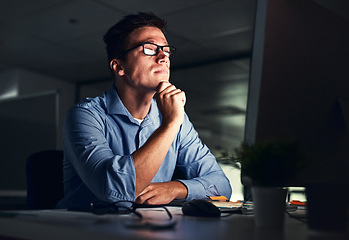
[
  {"left": 90, "top": 201, "right": 176, "bottom": 229},
  {"left": 117, "top": 42, "right": 176, "bottom": 59},
  {"left": 91, "top": 201, "right": 173, "bottom": 219}
]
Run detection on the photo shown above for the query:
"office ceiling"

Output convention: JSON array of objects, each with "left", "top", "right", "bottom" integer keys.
[
  {"left": 0, "top": 0, "right": 347, "bottom": 82},
  {"left": 0, "top": 0, "right": 257, "bottom": 82}
]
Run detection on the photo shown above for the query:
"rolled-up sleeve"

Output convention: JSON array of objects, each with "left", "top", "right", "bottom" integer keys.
[
  {"left": 63, "top": 106, "right": 136, "bottom": 203},
  {"left": 175, "top": 115, "right": 232, "bottom": 200}
]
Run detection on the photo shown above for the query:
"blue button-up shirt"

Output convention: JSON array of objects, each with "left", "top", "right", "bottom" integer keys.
[{"left": 56, "top": 86, "right": 231, "bottom": 209}]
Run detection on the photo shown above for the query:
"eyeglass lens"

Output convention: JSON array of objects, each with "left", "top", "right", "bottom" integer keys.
[{"left": 143, "top": 43, "right": 174, "bottom": 57}]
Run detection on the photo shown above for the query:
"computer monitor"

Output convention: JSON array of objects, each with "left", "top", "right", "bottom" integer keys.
[{"left": 243, "top": 0, "right": 349, "bottom": 187}]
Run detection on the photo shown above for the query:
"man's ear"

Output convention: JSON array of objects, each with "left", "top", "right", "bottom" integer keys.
[{"left": 110, "top": 59, "right": 125, "bottom": 76}]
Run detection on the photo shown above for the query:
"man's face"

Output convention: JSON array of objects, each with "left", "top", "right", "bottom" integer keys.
[{"left": 118, "top": 26, "right": 171, "bottom": 92}]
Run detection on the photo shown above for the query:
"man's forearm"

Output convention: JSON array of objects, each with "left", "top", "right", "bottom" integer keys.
[
  {"left": 133, "top": 81, "right": 186, "bottom": 197},
  {"left": 132, "top": 122, "right": 180, "bottom": 196}
]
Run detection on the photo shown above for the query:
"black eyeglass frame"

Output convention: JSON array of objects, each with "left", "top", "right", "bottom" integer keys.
[
  {"left": 90, "top": 201, "right": 173, "bottom": 220},
  {"left": 116, "top": 42, "right": 176, "bottom": 59}
]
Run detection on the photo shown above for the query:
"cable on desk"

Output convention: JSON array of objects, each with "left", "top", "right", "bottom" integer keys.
[
  {"left": 90, "top": 200, "right": 173, "bottom": 220},
  {"left": 286, "top": 210, "right": 308, "bottom": 224},
  {"left": 90, "top": 201, "right": 177, "bottom": 230}
]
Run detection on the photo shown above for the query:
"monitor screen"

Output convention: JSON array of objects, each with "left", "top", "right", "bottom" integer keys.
[{"left": 244, "top": 0, "right": 349, "bottom": 187}]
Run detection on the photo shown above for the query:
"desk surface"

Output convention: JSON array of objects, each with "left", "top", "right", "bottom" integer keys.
[{"left": 0, "top": 207, "right": 348, "bottom": 240}]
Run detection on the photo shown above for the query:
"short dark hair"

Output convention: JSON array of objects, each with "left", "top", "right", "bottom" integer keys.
[{"left": 103, "top": 12, "right": 167, "bottom": 63}]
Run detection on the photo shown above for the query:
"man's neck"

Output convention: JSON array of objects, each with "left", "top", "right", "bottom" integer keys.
[{"left": 115, "top": 84, "right": 155, "bottom": 119}]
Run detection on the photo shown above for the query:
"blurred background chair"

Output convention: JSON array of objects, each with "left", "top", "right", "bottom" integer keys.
[{"left": 26, "top": 150, "right": 64, "bottom": 209}]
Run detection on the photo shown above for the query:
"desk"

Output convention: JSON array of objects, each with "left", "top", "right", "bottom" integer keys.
[{"left": 0, "top": 207, "right": 348, "bottom": 240}]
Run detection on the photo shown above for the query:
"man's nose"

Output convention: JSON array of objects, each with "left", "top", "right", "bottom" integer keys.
[{"left": 157, "top": 50, "right": 169, "bottom": 63}]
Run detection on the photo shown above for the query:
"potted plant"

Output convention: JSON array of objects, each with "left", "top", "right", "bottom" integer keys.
[
  {"left": 220, "top": 139, "right": 308, "bottom": 228},
  {"left": 234, "top": 139, "right": 306, "bottom": 187}
]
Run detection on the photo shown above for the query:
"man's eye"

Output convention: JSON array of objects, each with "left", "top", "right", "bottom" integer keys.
[{"left": 144, "top": 48, "right": 156, "bottom": 55}]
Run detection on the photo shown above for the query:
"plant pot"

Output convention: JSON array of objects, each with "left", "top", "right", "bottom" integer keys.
[{"left": 252, "top": 186, "right": 288, "bottom": 229}]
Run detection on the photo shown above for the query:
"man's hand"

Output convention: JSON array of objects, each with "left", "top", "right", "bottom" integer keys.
[
  {"left": 132, "top": 82, "right": 186, "bottom": 197},
  {"left": 155, "top": 82, "right": 186, "bottom": 128},
  {"left": 134, "top": 181, "right": 188, "bottom": 205}
]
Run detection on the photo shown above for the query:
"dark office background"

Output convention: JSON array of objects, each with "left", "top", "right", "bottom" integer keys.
[{"left": 0, "top": 0, "right": 348, "bottom": 209}]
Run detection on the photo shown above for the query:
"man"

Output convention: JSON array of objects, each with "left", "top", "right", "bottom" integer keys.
[{"left": 56, "top": 12, "right": 231, "bottom": 209}]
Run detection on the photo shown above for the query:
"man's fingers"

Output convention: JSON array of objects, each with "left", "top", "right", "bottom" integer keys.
[
  {"left": 135, "top": 186, "right": 154, "bottom": 204},
  {"left": 154, "top": 81, "right": 172, "bottom": 99},
  {"left": 182, "top": 91, "right": 186, "bottom": 105},
  {"left": 162, "top": 88, "right": 181, "bottom": 98},
  {"left": 158, "top": 85, "right": 177, "bottom": 96},
  {"left": 156, "top": 81, "right": 172, "bottom": 93},
  {"left": 156, "top": 82, "right": 186, "bottom": 105},
  {"left": 135, "top": 183, "right": 173, "bottom": 205}
]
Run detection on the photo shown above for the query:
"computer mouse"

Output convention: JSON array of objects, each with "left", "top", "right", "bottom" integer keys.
[{"left": 182, "top": 199, "right": 221, "bottom": 218}]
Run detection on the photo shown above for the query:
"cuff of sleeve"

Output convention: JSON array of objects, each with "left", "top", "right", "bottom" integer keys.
[
  {"left": 177, "top": 179, "right": 207, "bottom": 200},
  {"left": 108, "top": 154, "right": 136, "bottom": 201}
]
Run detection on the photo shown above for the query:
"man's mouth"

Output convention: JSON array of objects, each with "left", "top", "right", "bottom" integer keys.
[{"left": 154, "top": 69, "right": 169, "bottom": 74}]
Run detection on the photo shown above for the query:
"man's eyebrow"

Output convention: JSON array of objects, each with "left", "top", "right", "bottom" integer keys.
[{"left": 143, "top": 39, "right": 168, "bottom": 45}]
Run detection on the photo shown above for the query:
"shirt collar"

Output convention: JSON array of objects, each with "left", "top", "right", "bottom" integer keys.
[{"left": 105, "top": 85, "right": 159, "bottom": 121}]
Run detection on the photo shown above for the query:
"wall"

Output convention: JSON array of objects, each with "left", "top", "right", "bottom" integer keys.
[{"left": 0, "top": 68, "right": 75, "bottom": 193}]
